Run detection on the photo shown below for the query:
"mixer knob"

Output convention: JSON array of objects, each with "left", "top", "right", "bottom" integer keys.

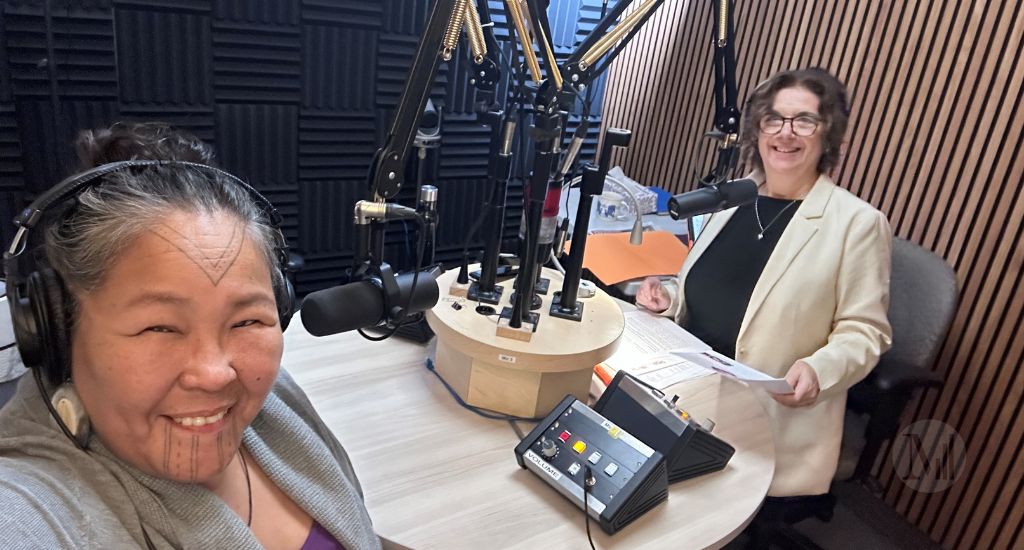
[{"left": 540, "top": 439, "right": 559, "bottom": 459}]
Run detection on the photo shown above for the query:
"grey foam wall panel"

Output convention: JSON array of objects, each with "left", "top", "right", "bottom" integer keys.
[
  {"left": 1, "top": 0, "right": 616, "bottom": 294},
  {"left": 214, "top": 21, "right": 301, "bottom": 104},
  {"left": 215, "top": 103, "right": 298, "bottom": 187},
  {"left": 214, "top": 0, "right": 299, "bottom": 25},
  {"left": 115, "top": 9, "right": 213, "bottom": 104}
]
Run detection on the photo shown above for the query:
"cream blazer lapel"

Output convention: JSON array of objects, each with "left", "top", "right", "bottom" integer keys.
[{"left": 738, "top": 175, "right": 835, "bottom": 341}]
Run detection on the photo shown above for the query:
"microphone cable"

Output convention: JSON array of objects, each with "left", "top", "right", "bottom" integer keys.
[
  {"left": 561, "top": 88, "right": 593, "bottom": 222},
  {"left": 583, "top": 465, "right": 597, "bottom": 550},
  {"left": 424, "top": 358, "right": 544, "bottom": 422}
]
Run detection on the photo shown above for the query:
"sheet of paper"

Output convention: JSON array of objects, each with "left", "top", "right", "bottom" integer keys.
[
  {"left": 602, "top": 352, "right": 711, "bottom": 390},
  {"left": 600, "top": 311, "right": 712, "bottom": 390},
  {"left": 636, "top": 360, "right": 710, "bottom": 389},
  {"left": 671, "top": 349, "right": 795, "bottom": 394},
  {"left": 615, "top": 311, "right": 711, "bottom": 357}
]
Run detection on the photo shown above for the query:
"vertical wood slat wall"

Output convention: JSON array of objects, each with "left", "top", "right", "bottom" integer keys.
[{"left": 600, "top": 1, "right": 1024, "bottom": 549}]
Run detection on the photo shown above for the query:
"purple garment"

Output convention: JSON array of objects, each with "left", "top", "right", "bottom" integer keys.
[{"left": 299, "top": 521, "right": 347, "bottom": 550}]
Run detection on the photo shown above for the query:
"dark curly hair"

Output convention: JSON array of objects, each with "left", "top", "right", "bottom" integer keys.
[
  {"left": 739, "top": 67, "right": 851, "bottom": 174},
  {"left": 75, "top": 121, "right": 216, "bottom": 169}
]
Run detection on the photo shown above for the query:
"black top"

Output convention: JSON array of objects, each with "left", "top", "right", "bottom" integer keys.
[{"left": 683, "top": 196, "right": 802, "bottom": 359}]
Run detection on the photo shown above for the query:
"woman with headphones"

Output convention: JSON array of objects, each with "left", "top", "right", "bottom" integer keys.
[
  {"left": 0, "top": 123, "right": 381, "bottom": 549},
  {"left": 637, "top": 68, "right": 893, "bottom": 500}
]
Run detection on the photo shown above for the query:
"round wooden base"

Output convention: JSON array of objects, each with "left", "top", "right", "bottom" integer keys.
[{"left": 425, "top": 265, "right": 625, "bottom": 418}]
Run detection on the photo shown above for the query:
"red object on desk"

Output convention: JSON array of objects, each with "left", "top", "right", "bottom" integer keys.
[{"left": 566, "top": 230, "right": 689, "bottom": 285}]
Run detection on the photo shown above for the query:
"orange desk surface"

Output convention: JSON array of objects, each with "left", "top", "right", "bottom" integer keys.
[{"left": 567, "top": 230, "right": 689, "bottom": 285}]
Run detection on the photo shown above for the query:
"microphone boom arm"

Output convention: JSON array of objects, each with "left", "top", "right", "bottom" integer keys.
[
  {"left": 369, "top": 0, "right": 461, "bottom": 203},
  {"left": 345, "top": 0, "right": 465, "bottom": 341},
  {"left": 521, "top": 0, "right": 563, "bottom": 91},
  {"left": 559, "top": 0, "right": 667, "bottom": 106},
  {"left": 504, "top": 0, "right": 543, "bottom": 84},
  {"left": 704, "top": 0, "right": 740, "bottom": 185}
]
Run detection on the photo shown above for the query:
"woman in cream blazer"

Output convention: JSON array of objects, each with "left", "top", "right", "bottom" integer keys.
[{"left": 637, "top": 68, "right": 892, "bottom": 497}]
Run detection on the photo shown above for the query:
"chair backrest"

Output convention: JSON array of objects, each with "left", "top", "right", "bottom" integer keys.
[{"left": 881, "top": 237, "right": 959, "bottom": 372}]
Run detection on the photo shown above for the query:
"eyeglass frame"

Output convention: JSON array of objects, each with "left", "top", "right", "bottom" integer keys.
[{"left": 758, "top": 113, "right": 822, "bottom": 137}]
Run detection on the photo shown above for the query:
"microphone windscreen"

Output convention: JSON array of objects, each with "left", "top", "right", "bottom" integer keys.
[
  {"left": 667, "top": 186, "right": 725, "bottom": 220},
  {"left": 667, "top": 178, "right": 758, "bottom": 220},
  {"left": 719, "top": 178, "right": 758, "bottom": 206},
  {"left": 395, "top": 269, "right": 440, "bottom": 315},
  {"left": 300, "top": 280, "right": 385, "bottom": 337}
]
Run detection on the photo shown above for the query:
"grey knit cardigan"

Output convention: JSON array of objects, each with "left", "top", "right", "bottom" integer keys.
[{"left": 0, "top": 369, "right": 383, "bottom": 550}]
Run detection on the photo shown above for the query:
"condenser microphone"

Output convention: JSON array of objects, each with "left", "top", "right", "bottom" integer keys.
[
  {"left": 300, "top": 269, "right": 440, "bottom": 337},
  {"left": 667, "top": 178, "right": 757, "bottom": 220},
  {"left": 418, "top": 185, "right": 439, "bottom": 265}
]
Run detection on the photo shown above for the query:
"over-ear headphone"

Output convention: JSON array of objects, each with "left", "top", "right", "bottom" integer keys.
[{"left": 3, "top": 160, "right": 295, "bottom": 389}]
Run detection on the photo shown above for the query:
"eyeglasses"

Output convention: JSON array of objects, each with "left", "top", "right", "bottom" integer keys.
[{"left": 759, "top": 114, "right": 821, "bottom": 137}]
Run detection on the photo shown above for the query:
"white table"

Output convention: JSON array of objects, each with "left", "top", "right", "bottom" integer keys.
[{"left": 282, "top": 316, "right": 775, "bottom": 550}]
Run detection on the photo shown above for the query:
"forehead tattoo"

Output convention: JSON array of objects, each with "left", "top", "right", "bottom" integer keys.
[{"left": 149, "top": 220, "right": 246, "bottom": 286}]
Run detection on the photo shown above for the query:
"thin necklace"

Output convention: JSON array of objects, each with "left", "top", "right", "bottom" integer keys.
[
  {"left": 239, "top": 449, "right": 253, "bottom": 527},
  {"left": 754, "top": 196, "right": 798, "bottom": 240}
]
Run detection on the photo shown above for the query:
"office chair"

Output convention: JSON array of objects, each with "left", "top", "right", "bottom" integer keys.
[{"left": 752, "top": 237, "right": 958, "bottom": 550}]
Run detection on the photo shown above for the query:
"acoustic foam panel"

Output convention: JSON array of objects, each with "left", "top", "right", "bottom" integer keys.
[
  {"left": 115, "top": 9, "right": 213, "bottom": 104},
  {"left": 3, "top": 5, "right": 117, "bottom": 100},
  {"left": 213, "top": 21, "right": 301, "bottom": 104},
  {"left": 302, "top": 25, "right": 376, "bottom": 110},
  {"left": 215, "top": 103, "right": 298, "bottom": 188},
  {"left": 214, "top": 0, "right": 299, "bottom": 25},
  {"left": 0, "top": 0, "right": 615, "bottom": 294}
]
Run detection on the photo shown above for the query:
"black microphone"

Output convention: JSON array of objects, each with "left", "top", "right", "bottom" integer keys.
[
  {"left": 300, "top": 270, "right": 440, "bottom": 337},
  {"left": 667, "top": 178, "right": 757, "bottom": 220}
]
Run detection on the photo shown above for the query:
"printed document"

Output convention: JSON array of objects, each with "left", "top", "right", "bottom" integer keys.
[
  {"left": 600, "top": 311, "right": 712, "bottom": 390},
  {"left": 671, "top": 349, "right": 795, "bottom": 394}
]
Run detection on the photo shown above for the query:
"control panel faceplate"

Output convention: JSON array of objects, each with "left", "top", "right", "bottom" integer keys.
[{"left": 515, "top": 396, "right": 669, "bottom": 534}]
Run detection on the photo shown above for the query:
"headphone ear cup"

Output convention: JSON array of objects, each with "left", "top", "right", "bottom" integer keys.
[
  {"left": 273, "top": 267, "right": 295, "bottom": 331},
  {"left": 9, "top": 277, "right": 45, "bottom": 372},
  {"left": 27, "top": 269, "right": 73, "bottom": 387}
]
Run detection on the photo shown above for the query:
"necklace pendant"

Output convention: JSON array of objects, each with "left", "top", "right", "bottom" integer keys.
[{"left": 757, "top": 233, "right": 764, "bottom": 240}]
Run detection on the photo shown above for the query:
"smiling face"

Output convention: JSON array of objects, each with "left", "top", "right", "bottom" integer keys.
[
  {"left": 69, "top": 209, "right": 283, "bottom": 482},
  {"left": 757, "top": 86, "right": 824, "bottom": 179}
]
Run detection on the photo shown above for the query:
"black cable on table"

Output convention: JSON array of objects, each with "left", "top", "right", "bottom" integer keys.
[
  {"left": 508, "top": 419, "right": 526, "bottom": 440},
  {"left": 583, "top": 465, "right": 597, "bottom": 550},
  {"left": 425, "top": 359, "right": 545, "bottom": 422}
]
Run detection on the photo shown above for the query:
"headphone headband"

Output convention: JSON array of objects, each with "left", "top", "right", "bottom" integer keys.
[
  {"left": 4, "top": 160, "right": 293, "bottom": 328},
  {"left": 8, "top": 160, "right": 284, "bottom": 256}
]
